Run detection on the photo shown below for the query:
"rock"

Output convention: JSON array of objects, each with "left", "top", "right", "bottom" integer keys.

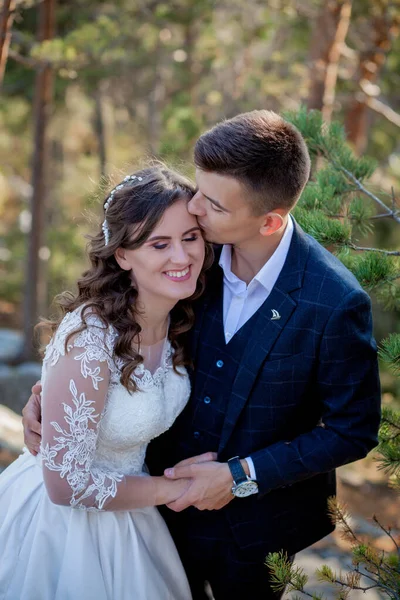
[
  {"left": 372, "top": 533, "right": 400, "bottom": 552},
  {"left": 0, "top": 404, "right": 23, "bottom": 468},
  {"left": 0, "top": 361, "right": 41, "bottom": 415},
  {"left": 0, "top": 329, "right": 22, "bottom": 361},
  {"left": 338, "top": 468, "right": 366, "bottom": 487}
]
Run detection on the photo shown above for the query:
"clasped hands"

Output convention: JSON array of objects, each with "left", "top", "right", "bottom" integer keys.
[{"left": 163, "top": 452, "right": 236, "bottom": 512}]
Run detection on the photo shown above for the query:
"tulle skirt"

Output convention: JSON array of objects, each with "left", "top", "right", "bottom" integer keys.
[{"left": 0, "top": 450, "right": 192, "bottom": 600}]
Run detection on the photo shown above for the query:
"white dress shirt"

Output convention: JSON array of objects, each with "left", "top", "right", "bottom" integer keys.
[{"left": 218, "top": 216, "right": 294, "bottom": 481}]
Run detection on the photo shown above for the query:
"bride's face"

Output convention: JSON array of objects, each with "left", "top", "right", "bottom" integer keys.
[{"left": 115, "top": 198, "right": 205, "bottom": 305}]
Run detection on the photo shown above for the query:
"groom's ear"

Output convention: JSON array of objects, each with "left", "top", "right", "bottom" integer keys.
[
  {"left": 259, "top": 209, "right": 286, "bottom": 237},
  {"left": 114, "top": 247, "right": 131, "bottom": 271}
]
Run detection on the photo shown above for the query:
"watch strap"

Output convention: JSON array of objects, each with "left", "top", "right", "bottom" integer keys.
[{"left": 227, "top": 456, "right": 248, "bottom": 485}]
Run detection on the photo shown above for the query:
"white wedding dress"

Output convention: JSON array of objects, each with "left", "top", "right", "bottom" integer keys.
[{"left": 0, "top": 306, "right": 192, "bottom": 600}]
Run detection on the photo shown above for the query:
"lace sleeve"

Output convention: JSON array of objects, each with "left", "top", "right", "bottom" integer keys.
[
  {"left": 40, "top": 310, "right": 186, "bottom": 511},
  {"left": 41, "top": 320, "right": 124, "bottom": 510}
]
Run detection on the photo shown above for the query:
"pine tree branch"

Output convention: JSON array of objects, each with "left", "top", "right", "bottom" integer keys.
[
  {"left": 372, "top": 515, "right": 399, "bottom": 551},
  {"left": 383, "top": 415, "right": 400, "bottom": 432},
  {"left": 348, "top": 243, "right": 400, "bottom": 256},
  {"left": 333, "top": 163, "right": 400, "bottom": 224},
  {"left": 365, "top": 553, "right": 400, "bottom": 595},
  {"left": 333, "top": 578, "right": 381, "bottom": 592},
  {"left": 359, "top": 566, "right": 397, "bottom": 596},
  {"left": 369, "top": 273, "right": 400, "bottom": 290},
  {"left": 287, "top": 584, "right": 314, "bottom": 598}
]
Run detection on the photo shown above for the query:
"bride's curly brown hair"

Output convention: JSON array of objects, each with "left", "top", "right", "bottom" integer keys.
[{"left": 41, "top": 165, "right": 213, "bottom": 392}]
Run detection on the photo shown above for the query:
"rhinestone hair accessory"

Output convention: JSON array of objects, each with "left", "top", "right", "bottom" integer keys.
[{"left": 102, "top": 174, "right": 143, "bottom": 246}]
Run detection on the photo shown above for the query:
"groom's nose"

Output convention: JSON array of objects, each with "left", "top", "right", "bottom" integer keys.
[{"left": 188, "top": 192, "right": 206, "bottom": 216}]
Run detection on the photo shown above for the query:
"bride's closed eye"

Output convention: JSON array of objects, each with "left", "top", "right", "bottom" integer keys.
[{"left": 153, "top": 235, "right": 199, "bottom": 250}]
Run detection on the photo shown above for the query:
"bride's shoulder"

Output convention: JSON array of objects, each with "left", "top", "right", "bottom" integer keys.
[{"left": 44, "top": 304, "right": 118, "bottom": 366}]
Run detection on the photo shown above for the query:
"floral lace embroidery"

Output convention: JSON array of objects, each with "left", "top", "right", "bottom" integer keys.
[
  {"left": 41, "top": 379, "right": 123, "bottom": 510},
  {"left": 131, "top": 344, "right": 173, "bottom": 390},
  {"left": 43, "top": 307, "right": 173, "bottom": 390},
  {"left": 44, "top": 309, "right": 119, "bottom": 387}
]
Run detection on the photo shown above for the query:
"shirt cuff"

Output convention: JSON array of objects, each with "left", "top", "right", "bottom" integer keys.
[{"left": 244, "top": 457, "right": 257, "bottom": 481}]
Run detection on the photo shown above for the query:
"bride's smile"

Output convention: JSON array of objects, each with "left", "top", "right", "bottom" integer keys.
[{"left": 115, "top": 198, "right": 205, "bottom": 307}]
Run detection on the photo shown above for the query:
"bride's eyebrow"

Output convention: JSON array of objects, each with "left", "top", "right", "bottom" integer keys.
[{"left": 147, "top": 226, "right": 201, "bottom": 242}]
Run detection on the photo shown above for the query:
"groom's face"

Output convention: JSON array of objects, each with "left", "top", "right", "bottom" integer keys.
[{"left": 188, "top": 169, "right": 266, "bottom": 245}]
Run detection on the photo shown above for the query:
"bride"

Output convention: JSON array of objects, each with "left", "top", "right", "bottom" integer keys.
[{"left": 0, "top": 165, "right": 212, "bottom": 600}]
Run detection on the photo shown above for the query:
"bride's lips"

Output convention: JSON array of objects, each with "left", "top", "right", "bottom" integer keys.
[{"left": 163, "top": 265, "right": 192, "bottom": 282}]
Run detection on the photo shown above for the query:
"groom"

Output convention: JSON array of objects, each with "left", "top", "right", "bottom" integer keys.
[{"left": 23, "top": 111, "right": 381, "bottom": 600}]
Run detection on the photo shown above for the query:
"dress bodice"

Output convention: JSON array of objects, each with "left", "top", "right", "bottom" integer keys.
[{"left": 93, "top": 365, "right": 190, "bottom": 476}]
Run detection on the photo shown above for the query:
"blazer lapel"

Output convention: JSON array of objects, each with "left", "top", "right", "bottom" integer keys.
[{"left": 218, "top": 221, "right": 310, "bottom": 453}]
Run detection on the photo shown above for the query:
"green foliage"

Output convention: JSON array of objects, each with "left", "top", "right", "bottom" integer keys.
[
  {"left": 380, "top": 335, "right": 400, "bottom": 376},
  {"left": 348, "top": 252, "right": 397, "bottom": 290},
  {"left": 376, "top": 406, "right": 400, "bottom": 483},
  {"left": 292, "top": 207, "right": 351, "bottom": 246},
  {"left": 316, "top": 564, "right": 336, "bottom": 584},
  {"left": 268, "top": 109, "right": 400, "bottom": 600},
  {"left": 265, "top": 552, "right": 309, "bottom": 593}
]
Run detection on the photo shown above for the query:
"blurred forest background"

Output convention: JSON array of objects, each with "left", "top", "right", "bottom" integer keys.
[
  {"left": 0, "top": 1, "right": 400, "bottom": 596},
  {"left": 0, "top": 0, "right": 399, "bottom": 361}
]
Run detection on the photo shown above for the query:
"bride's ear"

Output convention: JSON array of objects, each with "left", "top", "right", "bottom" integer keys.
[{"left": 114, "top": 248, "right": 131, "bottom": 271}]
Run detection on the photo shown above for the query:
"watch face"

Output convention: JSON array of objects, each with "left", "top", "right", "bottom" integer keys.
[{"left": 233, "top": 480, "right": 258, "bottom": 497}]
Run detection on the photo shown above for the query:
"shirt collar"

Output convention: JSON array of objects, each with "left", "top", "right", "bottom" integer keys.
[{"left": 218, "top": 215, "right": 294, "bottom": 292}]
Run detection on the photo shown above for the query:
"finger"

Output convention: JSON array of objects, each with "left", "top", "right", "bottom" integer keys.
[
  {"left": 172, "top": 452, "right": 217, "bottom": 469},
  {"left": 22, "top": 412, "right": 42, "bottom": 436},
  {"left": 164, "top": 465, "right": 193, "bottom": 479},
  {"left": 166, "top": 498, "right": 190, "bottom": 512},
  {"left": 31, "top": 383, "right": 42, "bottom": 395},
  {"left": 194, "top": 451, "right": 217, "bottom": 463},
  {"left": 23, "top": 430, "right": 41, "bottom": 450},
  {"left": 24, "top": 435, "right": 41, "bottom": 455},
  {"left": 22, "top": 395, "right": 42, "bottom": 434}
]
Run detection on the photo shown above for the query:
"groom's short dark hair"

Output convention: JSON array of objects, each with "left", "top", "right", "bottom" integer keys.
[{"left": 194, "top": 110, "right": 311, "bottom": 215}]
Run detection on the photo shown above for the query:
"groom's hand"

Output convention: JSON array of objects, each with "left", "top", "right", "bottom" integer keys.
[
  {"left": 164, "top": 461, "right": 234, "bottom": 512},
  {"left": 22, "top": 381, "right": 43, "bottom": 456},
  {"left": 169, "top": 452, "right": 218, "bottom": 469}
]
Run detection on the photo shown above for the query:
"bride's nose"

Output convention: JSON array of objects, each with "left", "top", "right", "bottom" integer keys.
[{"left": 169, "top": 243, "right": 190, "bottom": 265}]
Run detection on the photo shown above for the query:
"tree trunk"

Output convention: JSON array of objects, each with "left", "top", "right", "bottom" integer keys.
[
  {"left": 0, "top": 0, "right": 16, "bottom": 86},
  {"left": 345, "top": 13, "right": 400, "bottom": 154},
  {"left": 94, "top": 84, "right": 107, "bottom": 179},
  {"left": 147, "top": 38, "right": 163, "bottom": 156},
  {"left": 17, "top": 0, "right": 55, "bottom": 363},
  {"left": 307, "top": 0, "right": 352, "bottom": 123}
]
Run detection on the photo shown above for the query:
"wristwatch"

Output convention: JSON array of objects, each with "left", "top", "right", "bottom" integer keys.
[{"left": 227, "top": 456, "right": 258, "bottom": 498}]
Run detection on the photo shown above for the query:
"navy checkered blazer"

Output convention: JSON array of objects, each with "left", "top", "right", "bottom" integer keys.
[{"left": 147, "top": 221, "right": 381, "bottom": 555}]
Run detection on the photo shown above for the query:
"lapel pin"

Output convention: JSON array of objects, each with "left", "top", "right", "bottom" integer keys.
[{"left": 271, "top": 309, "right": 281, "bottom": 321}]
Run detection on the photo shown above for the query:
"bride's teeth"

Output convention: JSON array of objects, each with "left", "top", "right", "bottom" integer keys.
[{"left": 166, "top": 267, "right": 190, "bottom": 278}]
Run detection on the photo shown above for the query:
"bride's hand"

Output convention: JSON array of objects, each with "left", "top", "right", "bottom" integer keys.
[
  {"left": 156, "top": 453, "right": 217, "bottom": 506},
  {"left": 157, "top": 476, "right": 192, "bottom": 506}
]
